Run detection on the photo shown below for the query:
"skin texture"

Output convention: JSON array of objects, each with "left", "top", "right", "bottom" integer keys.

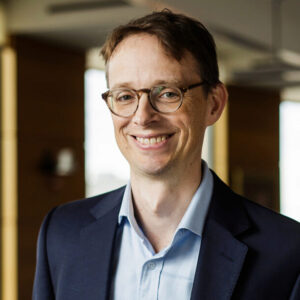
[{"left": 107, "top": 33, "right": 227, "bottom": 251}]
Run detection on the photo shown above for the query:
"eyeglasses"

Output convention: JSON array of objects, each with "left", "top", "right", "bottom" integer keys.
[{"left": 101, "top": 81, "right": 206, "bottom": 117}]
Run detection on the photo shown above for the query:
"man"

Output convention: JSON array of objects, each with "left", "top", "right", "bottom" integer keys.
[{"left": 33, "top": 10, "right": 300, "bottom": 300}]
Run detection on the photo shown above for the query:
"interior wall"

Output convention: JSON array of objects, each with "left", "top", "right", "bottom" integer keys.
[
  {"left": 0, "top": 3, "right": 6, "bottom": 46},
  {"left": 13, "top": 36, "right": 85, "bottom": 299},
  {"left": 227, "top": 85, "right": 280, "bottom": 212}
]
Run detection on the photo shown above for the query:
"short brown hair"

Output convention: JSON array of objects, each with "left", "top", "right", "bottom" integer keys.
[{"left": 100, "top": 9, "right": 220, "bottom": 93}]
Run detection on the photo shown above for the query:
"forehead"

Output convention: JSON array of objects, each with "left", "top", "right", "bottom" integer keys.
[{"left": 107, "top": 34, "right": 200, "bottom": 89}]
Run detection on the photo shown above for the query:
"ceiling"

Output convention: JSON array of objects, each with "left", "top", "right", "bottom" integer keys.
[
  {"left": 2, "top": 0, "right": 300, "bottom": 95},
  {"left": 3, "top": 0, "right": 300, "bottom": 51}
]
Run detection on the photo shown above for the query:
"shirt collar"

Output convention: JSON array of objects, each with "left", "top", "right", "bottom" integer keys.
[
  {"left": 176, "top": 160, "right": 213, "bottom": 236},
  {"left": 118, "top": 181, "right": 146, "bottom": 239},
  {"left": 118, "top": 160, "right": 214, "bottom": 238}
]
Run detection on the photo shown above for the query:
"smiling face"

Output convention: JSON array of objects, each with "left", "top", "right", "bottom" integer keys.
[{"left": 107, "top": 34, "right": 225, "bottom": 179}]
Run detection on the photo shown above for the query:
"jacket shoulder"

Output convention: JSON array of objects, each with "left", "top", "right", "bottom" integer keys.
[
  {"left": 241, "top": 194, "right": 300, "bottom": 241},
  {"left": 39, "top": 185, "right": 125, "bottom": 251},
  {"left": 50, "top": 185, "right": 125, "bottom": 226},
  {"left": 211, "top": 171, "right": 300, "bottom": 246}
]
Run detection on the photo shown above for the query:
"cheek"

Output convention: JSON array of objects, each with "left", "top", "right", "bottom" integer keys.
[
  {"left": 179, "top": 103, "right": 208, "bottom": 143},
  {"left": 182, "top": 97, "right": 207, "bottom": 126},
  {"left": 112, "top": 118, "right": 127, "bottom": 144}
]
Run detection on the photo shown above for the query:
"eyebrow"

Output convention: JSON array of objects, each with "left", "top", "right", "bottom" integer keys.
[
  {"left": 111, "top": 79, "right": 182, "bottom": 89},
  {"left": 110, "top": 82, "right": 134, "bottom": 89},
  {"left": 153, "top": 79, "right": 181, "bottom": 86}
]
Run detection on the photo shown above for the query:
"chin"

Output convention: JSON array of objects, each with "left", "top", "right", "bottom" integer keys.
[{"left": 133, "top": 159, "right": 174, "bottom": 177}]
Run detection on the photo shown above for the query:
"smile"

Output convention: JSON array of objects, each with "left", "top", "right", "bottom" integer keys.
[
  {"left": 133, "top": 134, "right": 173, "bottom": 147},
  {"left": 136, "top": 135, "right": 168, "bottom": 145}
]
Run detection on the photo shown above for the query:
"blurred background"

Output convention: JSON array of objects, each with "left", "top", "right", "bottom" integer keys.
[{"left": 0, "top": 0, "right": 299, "bottom": 299}]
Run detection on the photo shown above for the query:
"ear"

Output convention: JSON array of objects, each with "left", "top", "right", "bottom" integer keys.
[{"left": 205, "top": 83, "right": 228, "bottom": 126}]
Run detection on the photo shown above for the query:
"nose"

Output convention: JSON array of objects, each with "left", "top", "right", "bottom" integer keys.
[{"left": 131, "top": 93, "right": 158, "bottom": 126}]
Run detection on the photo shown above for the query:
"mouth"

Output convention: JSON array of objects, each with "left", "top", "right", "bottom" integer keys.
[{"left": 132, "top": 134, "right": 173, "bottom": 146}]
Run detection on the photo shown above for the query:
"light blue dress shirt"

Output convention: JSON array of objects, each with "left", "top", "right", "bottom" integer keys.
[{"left": 111, "top": 161, "right": 213, "bottom": 300}]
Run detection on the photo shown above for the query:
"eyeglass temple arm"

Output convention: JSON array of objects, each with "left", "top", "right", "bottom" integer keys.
[
  {"left": 102, "top": 91, "right": 109, "bottom": 101},
  {"left": 180, "top": 81, "right": 206, "bottom": 93}
]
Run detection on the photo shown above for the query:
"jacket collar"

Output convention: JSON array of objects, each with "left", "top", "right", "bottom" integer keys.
[
  {"left": 78, "top": 187, "right": 124, "bottom": 300},
  {"left": 207, "top": 171, "right": 252, "bottom": 236},
  {"left": 191, "top": 172, "right": 252, "bottom": 300}
]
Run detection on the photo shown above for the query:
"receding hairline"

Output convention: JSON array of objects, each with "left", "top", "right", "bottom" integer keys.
[{"left": 104, "top": 32, "right": 202, "bottom": 88}]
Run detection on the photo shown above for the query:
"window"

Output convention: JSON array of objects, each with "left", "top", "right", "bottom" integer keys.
[
  {"left": 85, "top": 69, "right": 129, "bottom": 197},
  {"left": 280, "top": 101, "right": 300, "bottom": 221}
]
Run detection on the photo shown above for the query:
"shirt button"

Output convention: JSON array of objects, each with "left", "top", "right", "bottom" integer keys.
[{"left": 148, "top": 262, "right": 156, "bottom": 270}]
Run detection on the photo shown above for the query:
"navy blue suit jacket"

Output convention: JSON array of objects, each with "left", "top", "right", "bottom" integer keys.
[{"left": 33, "top": 173, "right": 300, "bottom": 300}]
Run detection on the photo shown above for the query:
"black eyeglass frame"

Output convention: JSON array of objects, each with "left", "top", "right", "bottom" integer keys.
[{"left": 101, "top": 81, "right": 207, "bottom": 117}]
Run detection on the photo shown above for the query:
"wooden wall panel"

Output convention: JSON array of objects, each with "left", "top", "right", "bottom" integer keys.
[
  {"left": 227, "top": 85, "right": 280, "bottom": 212},
  {"left": 14, "top": 36, "right": 85, "bottom": 299}
]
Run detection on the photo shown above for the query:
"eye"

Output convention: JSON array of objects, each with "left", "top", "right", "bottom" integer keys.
[
  {"left": 117, "top": 94, "right": 133, "bottom": 101},
  {"left": 161, "top": 91, "right": 179, "bottom": 98},
  {"left": 156, "top": 87, "right": 181, "bottom": 102},
  {"left": 114, "top": 91, "right": 136, "bottom": 103}
]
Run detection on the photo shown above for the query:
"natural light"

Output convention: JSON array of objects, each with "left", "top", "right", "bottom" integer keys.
[
  {"left": 85, "top": 69, "right": 129, "bottom": 197},
  {"left": 280, "top": 101, "right": 300, "bottom": 221}
]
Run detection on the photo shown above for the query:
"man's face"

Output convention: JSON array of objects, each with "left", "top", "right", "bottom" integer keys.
[{"left": 107, "top": 34, "right": 217, "bottom": 178}]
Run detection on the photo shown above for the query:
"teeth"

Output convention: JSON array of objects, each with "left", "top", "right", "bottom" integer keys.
[{"left": 136, "top": 135, "right": 168, "bottom": 145}]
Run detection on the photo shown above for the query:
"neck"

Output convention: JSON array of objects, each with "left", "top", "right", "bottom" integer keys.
[{"left": 130, "top": 160, "right": 202, "bottom": 252}]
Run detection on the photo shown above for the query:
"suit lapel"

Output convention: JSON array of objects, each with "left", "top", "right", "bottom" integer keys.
[
  {"left": 191, "top": 219, "right": 248, "bottom": 300},
  {"left": 191, "top": 173, "right": 251, "bottom": 300},
  {"left": 78, "top": 188, "right": 124, "bottom": 300}
]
